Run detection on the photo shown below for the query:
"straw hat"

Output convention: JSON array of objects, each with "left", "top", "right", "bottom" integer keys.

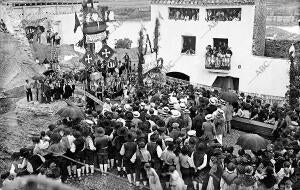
[
  {"left": 183, "top": 109, "right": 190, "bottom": 114},
  {"left": 132, "top": 111, "right": 140, "bottom": 118},
  {"left": 162, "top": 107, "right": 170, "bottom": 113},
  {"left": 205, "top": 114, "right": 213, "bottom": 121},
  {"left": 209, "top": 97, "right": 218, "bottom": 106},
  {"left": 172, "top": 122, "right": 180, "bottom": 128},
  {"left": 180, "top": 103, "right": 187, "bottom": 109},
  {"left": 187, "top": 130, "right": 196, "bottom": 137},
  {"left": 165, "top": 137, "right": 174, "bottom": 142},
  {"left": 124, "top": 104, "right": 132, "bottom": 112},
  {"left": 171, "top": 110, "right": 181, "bottom": 118}
]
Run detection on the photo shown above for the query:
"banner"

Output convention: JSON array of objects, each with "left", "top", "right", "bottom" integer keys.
[
  {"left": 86, "top": 32, "right": 106, "bottom": 43},
  {"left": 75, "top": 87, "right": 104, "bottom": 106}
]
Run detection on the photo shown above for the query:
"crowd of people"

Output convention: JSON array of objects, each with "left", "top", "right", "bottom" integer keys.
[
  {"left": 206, "top": 8, "right": 241, "bottom": 22},
  {"left": 169, "top": 8, "right": 200, "bottom": 21},
  {"left": 2, "top": 81, "right": 300, "bottom": 190},
  {"left": 25, "top": 72, "right": 76, "bottom": 103}
]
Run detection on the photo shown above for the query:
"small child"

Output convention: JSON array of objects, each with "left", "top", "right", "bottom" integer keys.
[{"left": 169, "top": 165, "right": 187, "bottom": 190}]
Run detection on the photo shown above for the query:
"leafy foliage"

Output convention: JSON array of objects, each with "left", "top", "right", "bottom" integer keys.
[
  {"left": 137, "top": 27, "right": 145, "bottom": 89},
  {"left": 153, "top": 17, "right": 160, "bottom": 58},
  {"left": 115, "top": 38, "right": 133, "bottom": 49},
  {"left": 289, "top": 54, "right": 300, "bottom": 110}
]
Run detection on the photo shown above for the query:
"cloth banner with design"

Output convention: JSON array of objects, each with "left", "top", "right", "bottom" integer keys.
[{"left": 86, "top": 32, "right": 106, "bottom": 43}]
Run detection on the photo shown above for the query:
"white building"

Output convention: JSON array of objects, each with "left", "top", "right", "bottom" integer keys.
[{"left": 151, "top": 0, "right": 289, "bottom": 97}]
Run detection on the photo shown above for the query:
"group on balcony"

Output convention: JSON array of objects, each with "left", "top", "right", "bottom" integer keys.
[
  {"left": 206, "top": 8, "right": 241, "bottom": 22},
  {"left": 169, "top": 7, "right": 199, "bottom": 21},
  {"left": 205, "top": 43, "right": 232, "bottom": 70}
]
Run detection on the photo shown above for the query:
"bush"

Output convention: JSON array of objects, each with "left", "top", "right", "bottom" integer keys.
[
  {"left": 115, "top": 38, "right": 133, "bottom": 49},
  {"left": 265, "top": 39, "right": 300, "bottom": 58}
]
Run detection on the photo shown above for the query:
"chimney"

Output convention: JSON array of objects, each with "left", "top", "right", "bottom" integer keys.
[{"left": 252, "top": 0, "right": 267, "bottom": 56}]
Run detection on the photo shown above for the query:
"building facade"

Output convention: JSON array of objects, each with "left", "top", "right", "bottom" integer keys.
[{"left": 151, "top": 0, "right": 289, "bottom": 97}]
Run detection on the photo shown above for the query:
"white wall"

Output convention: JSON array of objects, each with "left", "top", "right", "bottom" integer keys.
[{"left": 151, "top": 4, "right": 289, "bottom": 97}]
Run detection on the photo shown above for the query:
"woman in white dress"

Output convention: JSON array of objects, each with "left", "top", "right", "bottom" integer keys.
[{"left": 144, "top": 163, "right": 163, "bottom": 190}]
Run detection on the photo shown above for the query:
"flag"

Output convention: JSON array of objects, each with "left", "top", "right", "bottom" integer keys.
[{"left": 74, "top": 12, "right": 80, "bottom": 33}]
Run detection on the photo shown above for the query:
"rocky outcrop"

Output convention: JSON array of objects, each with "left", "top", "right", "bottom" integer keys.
[{"left": 0, "top": 4, "right": 45, "bottom": 91}]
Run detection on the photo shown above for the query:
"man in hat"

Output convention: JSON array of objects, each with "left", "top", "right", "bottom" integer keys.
[
  {"left": 184, "top": 130, "right": 196, "bottom": 145},
  {"left": 207, "top": 97, "right": 218, "bottom": 114},
  {"left": 169, "top": 123, "right": 181, "bottom": 140},
  {"left": 182, "top": 109, "right": 192, "bottom": 130},
  {"left": 203, "top": 114, "right": 216, "bottom": 141},
  {"left": 166, "top": 110, "right": 184, "bottom": 130},
  {"left": 132, "top": 111, "right": 142, "bottom": 129},
  {"left": 214, "top": 109, "right": 226, "bottom": 144}
]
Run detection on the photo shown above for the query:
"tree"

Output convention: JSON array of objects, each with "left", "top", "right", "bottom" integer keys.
[
  {"left": 115, "top": 38, "right": 133, "bottom": 49},
  {"left": 289, "top": 55, "right": 300, "bottom": 109},
  {"left": 153, "top": 17, "right": 160, "bottom": 60},
  {"left": 137, "top": 26, "right": 145, "bottom": 89}
]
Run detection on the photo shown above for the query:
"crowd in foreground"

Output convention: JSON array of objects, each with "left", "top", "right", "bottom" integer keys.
[{"left": 1, "top": 83, "right": 300, "bottom": 190}]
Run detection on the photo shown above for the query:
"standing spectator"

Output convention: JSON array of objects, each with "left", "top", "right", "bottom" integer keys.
[
  {"left": 202, "top": 114, "right": 216, "bottom": 141},
  {"left": 94, "top": 127, "right": 113, "bottom": 176},
  {"left": 25, "top": 80, "right": 33, "bottom": 102},
  {"left": 124, "top": 53, "right": 130, "bottom": 71},
  {"left": 224, "top": 101, "right": 234, "bottom": 134},
  {"left": 33, "top": 80, "right": 41, "bottom": 102},
  {"left": 120, "top": 132, "right": 137, "bottom": 185}
]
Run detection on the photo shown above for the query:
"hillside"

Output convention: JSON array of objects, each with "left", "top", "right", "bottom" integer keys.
[{"left": 0, "top": 32, "right": 45, "bottom": 91}]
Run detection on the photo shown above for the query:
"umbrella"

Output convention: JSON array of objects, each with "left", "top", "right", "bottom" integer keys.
[
  {"left": 56, "top": 101, "right": 85, "bottom": 120},
  {"left": 236, "top": 134, "right": 269, "bottom": 152},
  {"left": 220, "top": 91, "right": 238, "bottom": 103},
  {"left": 43, "top": 69, "right": 55, "bottom": 76},
  {"left": 32, "top": 75, "right": 45, "bottom": 81}
]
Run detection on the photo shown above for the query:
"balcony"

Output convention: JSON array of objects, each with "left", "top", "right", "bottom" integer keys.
[{"left": 205, "top": 54, "right": 231, "bottom": 73}]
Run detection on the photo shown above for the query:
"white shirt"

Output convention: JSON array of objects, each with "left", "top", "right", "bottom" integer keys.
[{"left": 289, "top": 45, "right": 295, "bottom": 58}]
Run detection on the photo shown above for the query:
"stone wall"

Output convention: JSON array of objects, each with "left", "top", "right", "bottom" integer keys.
[{"left": 252, "top": 0, "right": 267, "bottom": 56}]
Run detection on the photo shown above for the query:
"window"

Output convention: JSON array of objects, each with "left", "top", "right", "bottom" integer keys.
[
  {"left": 213, "top": 38, "right": 228, "bottom": 51},
  {"left": 206, "top": 8, "right": 241, "bottom": 21},
  {"left": 169, "top": 7, "right": 199, "bottom": 21},
  {"left": 182, "top": 36, "right": 196, "bottom": 55}
]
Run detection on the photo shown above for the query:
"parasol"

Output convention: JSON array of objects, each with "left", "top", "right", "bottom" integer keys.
[
  {"left": 220, "top": 91, "right": 238, "bottom": 103},
  {"left": 56, "top": 101, "right": 85, "bottom": 120},
  {"left": 43, "top": 69, "right": 55, "bottom": 76},
  {"left": 236, "top": 134, "right": 269, "bottom": 152}
]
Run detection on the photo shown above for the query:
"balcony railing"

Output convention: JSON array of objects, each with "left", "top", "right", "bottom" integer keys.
[{"left": 205, "top": 54, "right": 231, "bottom": 70}]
